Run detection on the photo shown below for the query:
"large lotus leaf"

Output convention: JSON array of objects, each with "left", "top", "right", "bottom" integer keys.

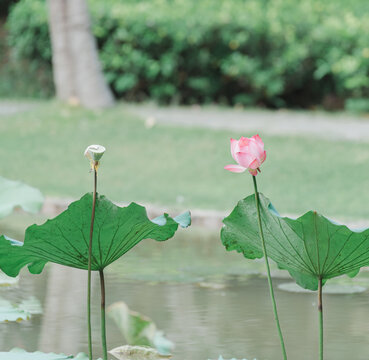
[
  {"left": 221, "top": 193, "right": 369, "bottom": 291},
  {"left": 0, "top": 193, "right": 191, "bottom": 277},
  {"left": 0, "top": 349, "right": 89, "bottom": 360},
  {"left": 107, "top": 302, "right": 174, "bottom": 355},
  {"left": 0, "top": 177, "right": 43, "bottom": 218}
]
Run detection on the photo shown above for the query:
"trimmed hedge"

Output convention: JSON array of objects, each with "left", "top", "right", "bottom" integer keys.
[{"left": 6, "top": 0, "right": 369, "bottom": 109}]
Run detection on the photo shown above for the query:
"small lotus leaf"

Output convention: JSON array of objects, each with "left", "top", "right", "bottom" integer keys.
[
  {"left": 0, "top": 271, "right": 18, "bottom": 286},
  {"left": 221, "top": 193, "right": 369, "bottom": 290},
  {"left": 107, "top": 302, "right": 174, "bottom": 355},
  {"left": 19, "top": 296, "right": 43, "bottom": 314},
  {"left": 0, "top": 177, "right": 43, "bottom": 218},
  {"left": 109, "top": 345, "right": 171, "bottom": 360},
  {"left": 0, "top": 193, "right": 190, "bottom": 277},
  {"left": 211, "top": 357, "right": 251, "bottom": 360},
  {"left": 0, "top": 298, "right": 31, "bottom": 323},
  {"left": 0, "top": 348, "right": 88, "bottom": 360}
]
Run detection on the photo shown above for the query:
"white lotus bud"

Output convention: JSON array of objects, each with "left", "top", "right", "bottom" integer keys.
[{"left": 84, "top": 144, "right": 106, "bottom": 170}]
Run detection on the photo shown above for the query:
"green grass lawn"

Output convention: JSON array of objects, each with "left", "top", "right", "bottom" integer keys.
[{"left": 1, "top": 100, "right": 369, "bottom": 221}]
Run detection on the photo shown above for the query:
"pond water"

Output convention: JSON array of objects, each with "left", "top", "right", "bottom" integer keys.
[{"left": 1, "top": 217, "right": 369, "bottom": 360}]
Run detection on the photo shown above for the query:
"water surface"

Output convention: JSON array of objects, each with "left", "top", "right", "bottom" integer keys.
[{"left": 1, "top": 216, "right": 369, "bottom": 360}]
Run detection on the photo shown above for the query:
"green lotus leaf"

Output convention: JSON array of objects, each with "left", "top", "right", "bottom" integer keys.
[
  {"left": 221, "top": 193, "right": 369, "bottom": 290},
  {"left": 0, "top": 193, "right": 191, "bottom": 277},
  {"left": 0, "top": 348, "right": 89, "bottom": 360},
  {"left": 0, "top": 177, "right": 43, "bottom": 218}
]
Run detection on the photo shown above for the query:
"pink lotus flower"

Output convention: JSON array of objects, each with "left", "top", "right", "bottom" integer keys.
[{"left": 224, "top": 135, "right": 266, "bottom": 176}]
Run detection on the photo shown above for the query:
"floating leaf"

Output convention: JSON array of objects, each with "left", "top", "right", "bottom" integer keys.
[
  {"left": 72, "top": 355, "right": 90, "bottom": 360},
  {"left": 19, "top": 296, "right": 43, "bottom": 314},
  {"left": 0, "top": 298, "right": 31, "bottom": 323},
  {"left": 0, "top": 271, "right": 18, "bottom": 287},
  {"left": 151, "top": 332, "right": 174, "bottom": 356},
  {"left": 107, "top": 302, "right": 174, "bottom": 355},
  {"left": 210, "top": 357, "right": 252, "bottom": 360},
  {"left": 0, "top": 193, "right": 191, "bottom": 277},
  {"left": 197, "top": 282, "right": 226, "bottom": 290},
  {"left": 0, "top": 177, "right": 43, "bottom": 218},
  {"left": 0, "top": 348, "right": 89, "bottom": 360},
  {"left": 109, "top": 345, "right": 171, "bottom": 360},
  {"left": 221, "top": 193, "right": 369, "bottom": 290},
  {"left": 0, "top": 296, "right": 42, "bottom": 322},
  {"left": 278, "top": 282, "right": 367, "bottom": 294}
]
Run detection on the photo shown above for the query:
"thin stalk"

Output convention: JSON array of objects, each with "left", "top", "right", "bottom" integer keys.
[
  {"left": 87, "top": 168, "right": 97, "bottom": 360},
  {"left": 99, "top": 269, "right": 108, "bottom": 360},
  {"left": 252, "top": 175, "right": 287, "bottom": 360},
  {"left": 318, "top": 277, "right": 323, "bottom": 360}
]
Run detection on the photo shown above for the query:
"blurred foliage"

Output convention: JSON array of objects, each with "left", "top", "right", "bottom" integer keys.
[
  {"left": 0, "top": 0, "right": 18, "bottom": 19},
  {"left": 0, "top": 63, "right": 53, "bottom": 99},
  {"left": 5, "top": 0, "right": 369, "bottom": 109},
  {"left": 0, "top": 3, "right": 53, "bottom": 98}
]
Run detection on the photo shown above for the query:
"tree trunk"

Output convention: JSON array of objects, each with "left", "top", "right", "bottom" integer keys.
[
  {"left": 47, "top": 0, "right": 75, "bottom": 102},
  {"left": 47, "top": 0, "right": 114, "bottom": 109}
]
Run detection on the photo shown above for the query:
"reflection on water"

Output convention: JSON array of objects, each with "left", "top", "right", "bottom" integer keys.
[
  {"left": 0, "top": 222, "right": 369, "bottom": 359},
  {"left": 39, "top": 265, "right": 87, "bottom": 355}
]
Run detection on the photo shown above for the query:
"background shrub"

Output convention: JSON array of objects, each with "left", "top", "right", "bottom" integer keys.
[
  {"left": 5, "top": 0, "right": 369, "bottom": 109},
  {"left": 0, "top": 0, "right": 52, "bottom": 98},
  {"left": 0, "top": 0, "right": 19, "bottom": 19}
]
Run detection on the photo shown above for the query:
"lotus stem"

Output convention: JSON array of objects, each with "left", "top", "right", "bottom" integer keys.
[
  {"left": 318, "top": 277, "right": 323, "bottom": 360},
  {"left": 252, "top": 175, "right": 288, "bottom": 360},
  {"left": 87, "top": 168, "right": 97, "bottom": 360},
  {"left": 99, "top": 269, "right": 108, "bottom": 360}
]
